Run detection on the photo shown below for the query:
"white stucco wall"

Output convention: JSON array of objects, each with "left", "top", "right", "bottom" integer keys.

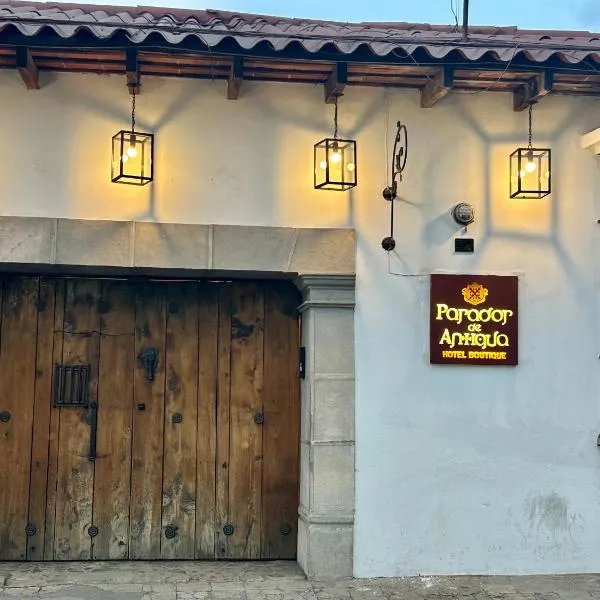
[{"left": 2, "top": 70, "right": 600, "bottom": 577}]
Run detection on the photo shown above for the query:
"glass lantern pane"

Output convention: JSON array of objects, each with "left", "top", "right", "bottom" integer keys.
[
  {"left": 314, "top": 138, "right": 357, "bottom": 191},
  {"left": 510, "top": 148, "right": 551, "bottom": 198},
  {"left": 111, "top": 130, "right": 154, "bottom": 185},
  {"left": 314, "top": 142, "right": 329, "bottom": 189},
  {"left": 111, "top": 133, "right": 125, "bottom": 182}
]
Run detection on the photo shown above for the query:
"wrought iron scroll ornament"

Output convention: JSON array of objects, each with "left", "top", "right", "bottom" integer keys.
[{"left": 381, "top": 121, "right": 408, "bottom": 252}]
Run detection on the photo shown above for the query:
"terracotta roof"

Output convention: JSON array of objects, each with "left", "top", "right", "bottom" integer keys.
[{"left": 1, "top": 1, "right": 600, "bottom": 64}]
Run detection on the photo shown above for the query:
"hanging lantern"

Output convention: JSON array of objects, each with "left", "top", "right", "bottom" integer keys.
[
  {"left": 111, "top": 88, "right": 154, "bottom": 185},
  {"left": 510, "top": 105, "right": 550, "bottom": 199},
  {"left": 314, "top": 96, "right": 357, "bottom": 191}
]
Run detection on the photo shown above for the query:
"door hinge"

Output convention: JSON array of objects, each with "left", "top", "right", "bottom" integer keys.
[{"left": 299, "top": 347, "right": 306, "bottom": 379}]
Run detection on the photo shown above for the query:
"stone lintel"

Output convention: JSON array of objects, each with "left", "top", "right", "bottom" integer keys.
[{"left": 0, "top": 217, "right": 356, "bottom": 279}]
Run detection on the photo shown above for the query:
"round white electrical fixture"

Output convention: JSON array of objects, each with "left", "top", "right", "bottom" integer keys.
[{"left": 452, "top": 203, "right": 475, "bottom": 226}]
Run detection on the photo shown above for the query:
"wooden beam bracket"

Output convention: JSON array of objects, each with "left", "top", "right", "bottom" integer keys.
[
  {"left": 513, "top": 70, "right": 554, "bottom": 111},
  {"left": 126, "top": 49, "right": 140, "bottom": 94},
  {"left": 420, "top": 66, "right": 454, "bottom": 108},
  {"left": 324, "top": 63, "right": 348, "bottom": 104},
  {"left": 16, "top": 47, "right": 39, "bottom": 90},
  {"left": 227, "top": 56, "right": 244, "bottom": 100}
]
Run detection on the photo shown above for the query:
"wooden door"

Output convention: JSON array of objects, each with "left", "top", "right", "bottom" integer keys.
[{"left": 0, "top": 276, "right": 300, "bottom": 561}]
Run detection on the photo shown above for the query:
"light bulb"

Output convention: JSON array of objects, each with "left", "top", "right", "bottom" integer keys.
[
  {"left": 127, "top": 145, "right": 138, "bottom": 158},
  {"left": 347, "top": 163, "right": 355, "bottom": 172},
  {"left": 524, "top": 160, "right": 536, "bottom": 173},
  {"left": 319, "top": 160, "right": 328, "bottom": 170},
  {"left": 121, "top": 154, "right": 129, "bottom": 163},
  {"left": 330, "top": 151, "right": 342, "bottom": 164}
]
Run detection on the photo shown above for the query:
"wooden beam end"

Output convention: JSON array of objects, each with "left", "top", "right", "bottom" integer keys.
[
  {"left": 420, "top": 67, "right": 454, "bottom": 109},
  {"left": 227, "top": 57, "right": 244, "bottom": 100},
  {"left": 324, "top": 63, "right": 348, "bottom": 104},
  {"left": 513, "top": 70, "right": 554, "bottom": 111},
  {"left": 16, "top": 48, "right": 39, "bottom": 90}
]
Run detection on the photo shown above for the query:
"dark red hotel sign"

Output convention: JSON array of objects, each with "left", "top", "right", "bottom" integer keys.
[{"left": 430, "top": 274, "right": 518, "bottom": 366}]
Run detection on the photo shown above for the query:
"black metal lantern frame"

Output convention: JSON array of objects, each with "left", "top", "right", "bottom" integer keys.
[
  {"left": 314, "top": 97, "right": 357, "bottom": 191},
  {"left": 509, "top": 105, "right": 551, "bottom": 199},
  {"left": 111, "top": 89, "right": 154, "bottom": 185}
]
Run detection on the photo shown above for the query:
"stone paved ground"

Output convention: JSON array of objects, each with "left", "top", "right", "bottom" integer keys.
[{"left": 0, "top": 561, "right": 599, "bottom": 600}]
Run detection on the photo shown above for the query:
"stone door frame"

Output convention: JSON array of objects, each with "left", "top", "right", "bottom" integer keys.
[{"left": 0, "top": 217, "right": 356, "bottom": 579}]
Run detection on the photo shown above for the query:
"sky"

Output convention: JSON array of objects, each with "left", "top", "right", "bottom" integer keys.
[{"left": 69, "top": 0, "right": 600, "bottom": 31}]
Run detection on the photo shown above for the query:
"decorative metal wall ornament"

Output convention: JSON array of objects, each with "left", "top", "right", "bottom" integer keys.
[
  {"left": 510, "top": 104, "right": 551, "bottom": 199},
  {"left": 381, "top": 121, "right": 408, "bottom": 251},
  {"left": 111, "top": 85, "right": 154, "bottom": 185},
  {"left": 314, "top": 95, "right": 357, "bottom": 191}
]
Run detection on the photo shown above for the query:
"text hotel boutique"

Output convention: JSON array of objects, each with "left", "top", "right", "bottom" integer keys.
[{"left": 1, "top": 0, "right": 600, "bottom": 580}]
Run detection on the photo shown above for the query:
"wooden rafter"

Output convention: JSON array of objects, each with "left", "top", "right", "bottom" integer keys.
[
  {"left": 2, "top": 47, "right": 599, "bottom": 101},
  {"left": 513, "top": 70, "right": 553, "bottom": 111},
  {"left": 16, "top": 47, "right": 39, "bottom": 90},
  {"left": 126, "top": 49, "right": 140, "bottom": 94},
  {"left": 324, "top": 62, "right": 347, "bottom": 104},
  {"left": 227, "top": 56, "right": 244, "bottom": 100},
  {"left": 420, "top": 66, "right": 454, "bottom": 108}
]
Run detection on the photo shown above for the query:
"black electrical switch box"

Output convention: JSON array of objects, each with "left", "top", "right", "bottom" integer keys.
[{"left": 454, "top": 238, "right": 474, "bottom": 253}]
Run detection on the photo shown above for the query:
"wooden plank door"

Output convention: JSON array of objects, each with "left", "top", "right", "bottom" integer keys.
[
  {"left": 129, "top": 283, "right": 167, "bottom": 559},
  {"left": 0, "top": 276, "right": 300, "bottom": 563},
  {"left": 0, "top": 277, "right": 44, "bottom": 560},
  {"left": 52, "top": 279, "right": 102, "bottom": 560},
  {"left": 161, "top": 283, "right": 199, "bottom": 559},
  {"left": 216, "top": 282, "right": 301, "bottom": 560},
  {"left": 92, "top": 281, "right": 135, "bottom": 559},
  {"left": 261, "top": 283, "right": 301, "bottom": 559}
]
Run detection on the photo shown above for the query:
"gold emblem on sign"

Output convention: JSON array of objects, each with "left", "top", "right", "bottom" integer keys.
[{"left": 462, "top": 282, "right": 488, "bottom": 306}]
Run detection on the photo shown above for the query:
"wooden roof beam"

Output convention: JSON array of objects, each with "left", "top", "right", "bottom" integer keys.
[
  {"left": 126, "top": 49, "right": 140, "bottom": 94},
  {"left": 420, "top": 66, "right": 454, "bottom": 108},
  {"left": 513, "top": 70, "right": 553, "bottom": 111},
  {"left": 324, "top": 62, "right": 347, "bottom": 104},
  {"left": 227, "top": 56, "right": 244, "bottom": 100},
  {"left": 16, "top": 47, "right": 39, "bottom": 90}
]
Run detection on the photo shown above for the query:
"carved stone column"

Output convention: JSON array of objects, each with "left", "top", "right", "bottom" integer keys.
[{"left": 295, "top": 274, "right": 355, "bottom": 579}]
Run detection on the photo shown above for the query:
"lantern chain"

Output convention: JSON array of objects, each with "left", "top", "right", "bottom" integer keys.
[
  {"left": 528, "top": 104, "right": 532, "bottom": 150},
  {"left": 333, "top": 95, "right": 339, "bottom": 140},
  {"left": 131, "top": 88, "right": 136, "bottom": 133}
]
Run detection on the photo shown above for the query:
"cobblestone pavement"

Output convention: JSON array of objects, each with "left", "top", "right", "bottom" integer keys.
[{"left": 1, "top": 561, "right": 599, "bottom": 600}]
